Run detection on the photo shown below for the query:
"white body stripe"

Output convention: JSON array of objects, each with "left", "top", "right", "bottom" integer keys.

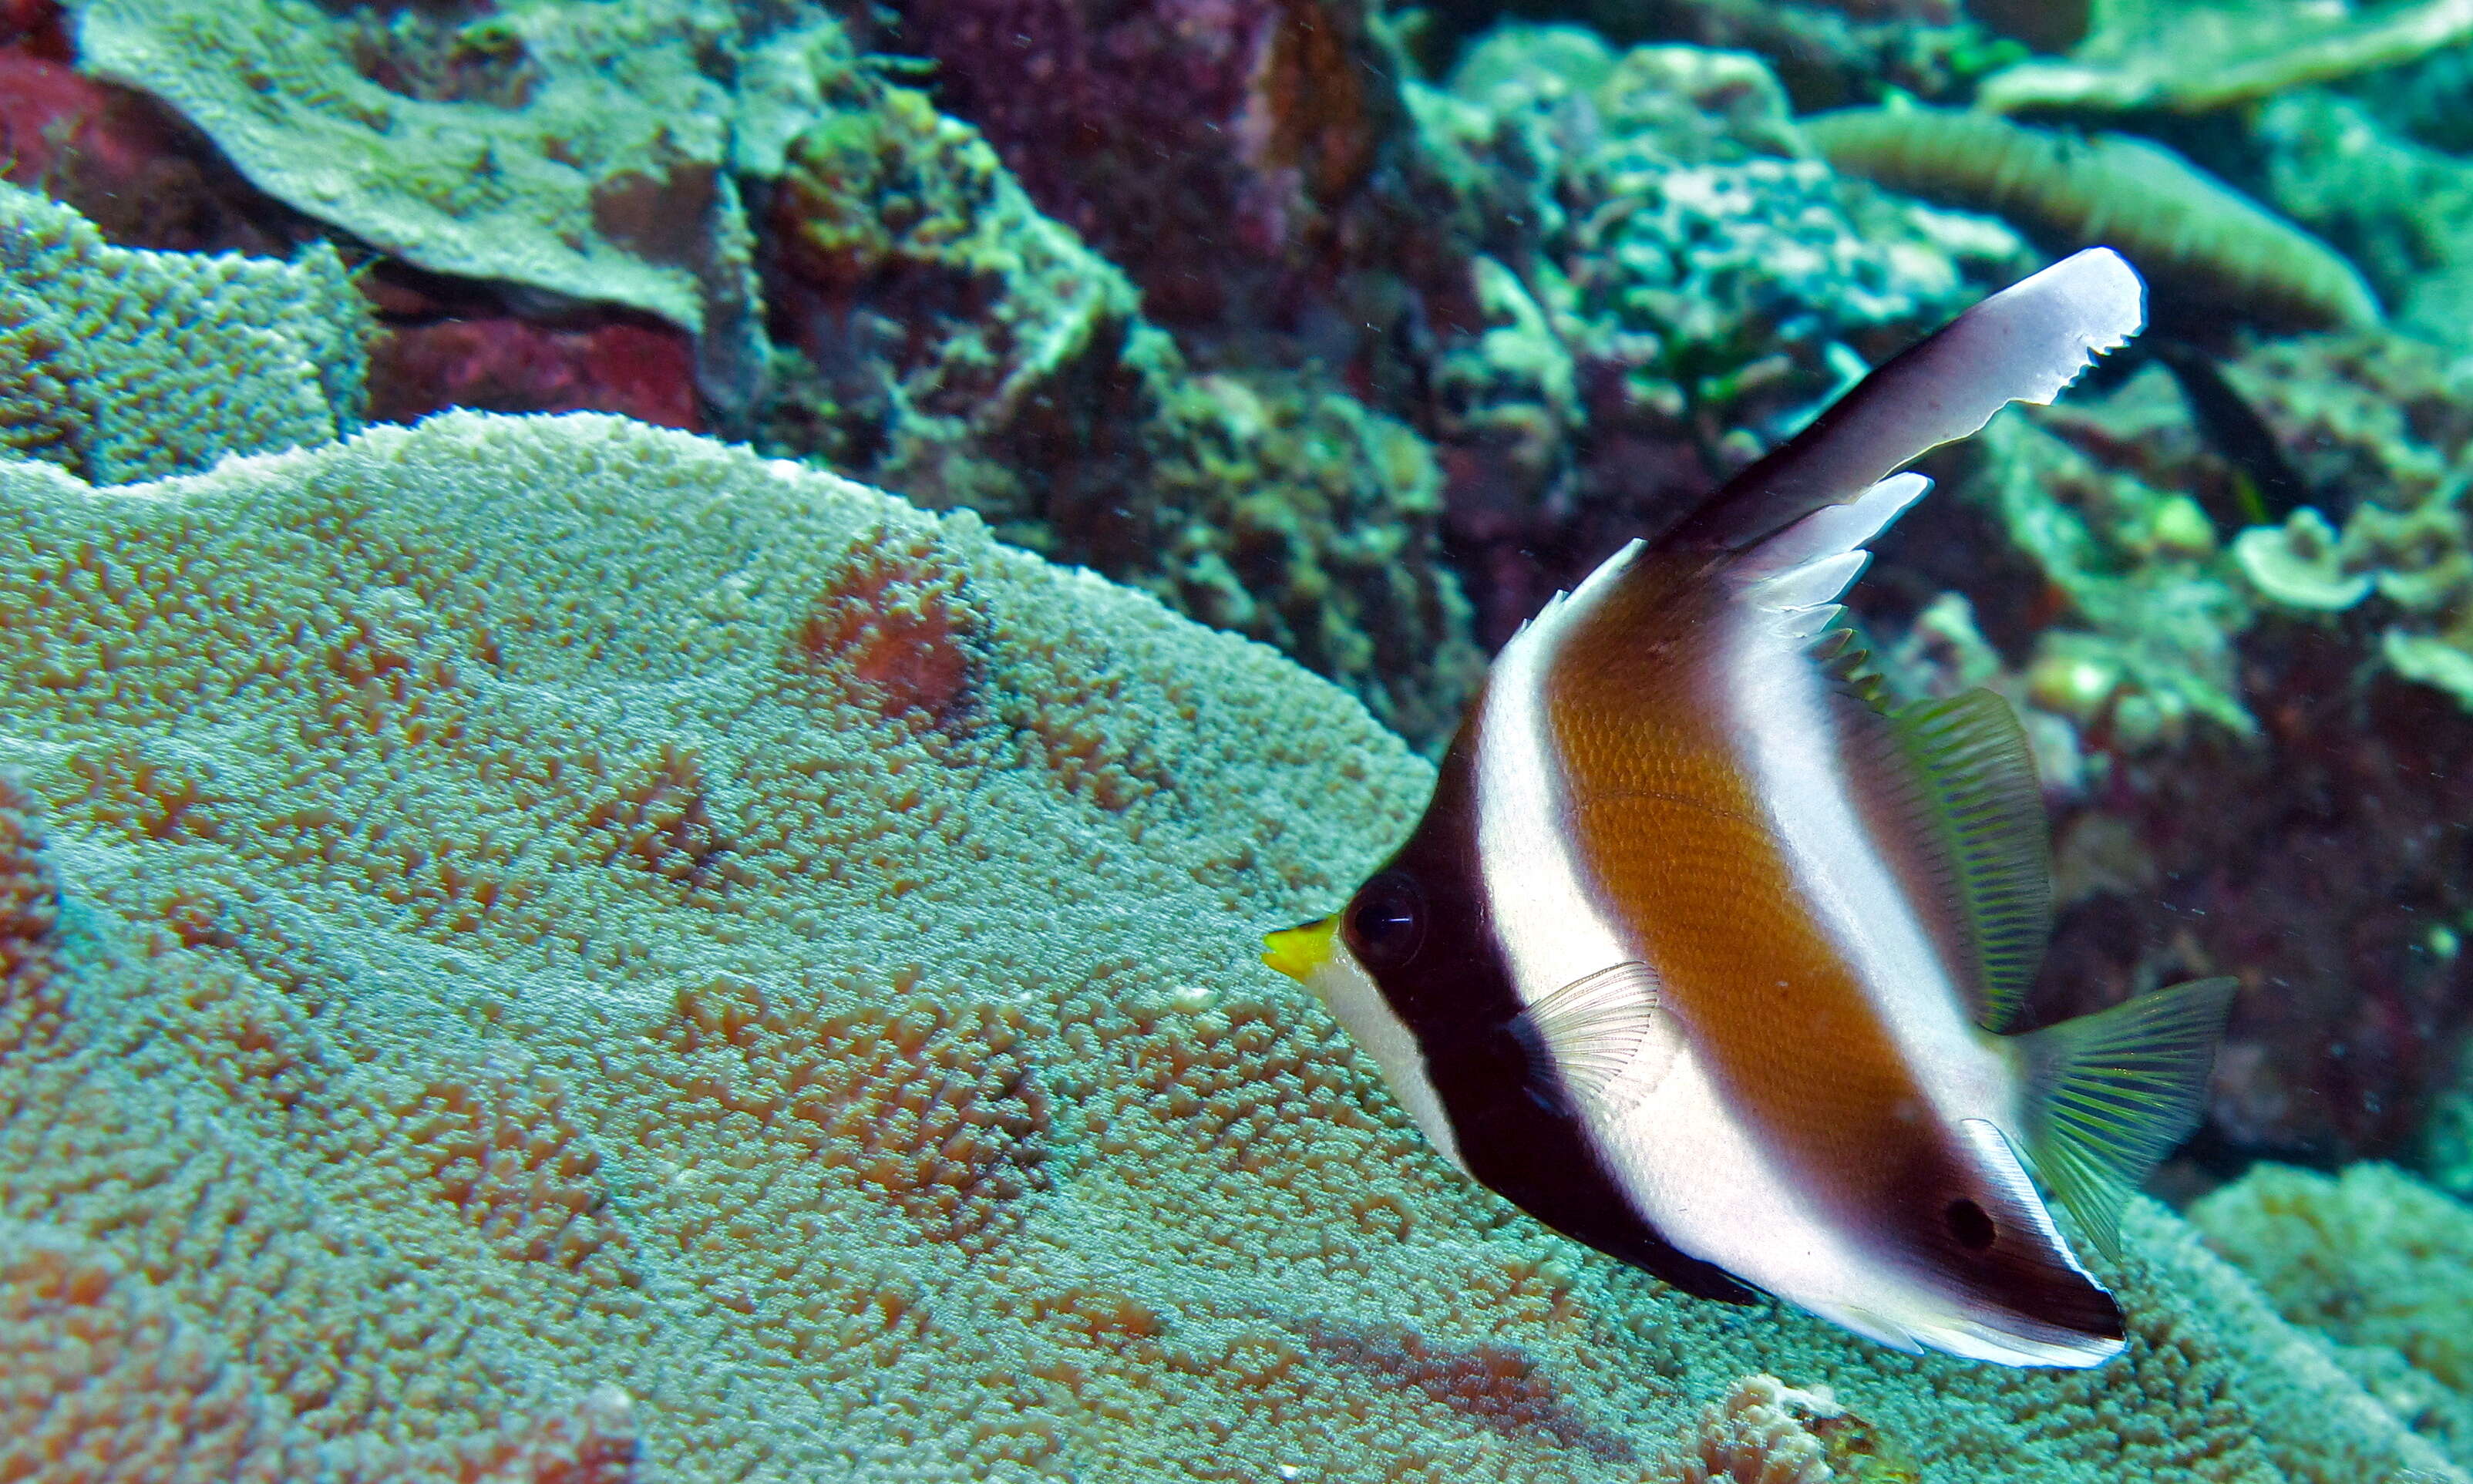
[{"left": 1302, "top": 946, "right": 1471, "bottom": 1176}]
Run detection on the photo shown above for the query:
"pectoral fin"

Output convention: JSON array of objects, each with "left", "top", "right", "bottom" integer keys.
[
  {"left": 1506, "top": 961, "right": 1671, "bottom": 1109},
  {"left": 2014, "top": 977, "right": 2239, "bottom": 1257}
]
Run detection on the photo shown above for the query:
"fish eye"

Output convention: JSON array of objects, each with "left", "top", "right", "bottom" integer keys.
[
  {"left": 1346, "top": 870, "right": 1426, "bottom": 971},
  {"left": 1945, "top": 1198, "right": 1997, "bottom": 1251}
]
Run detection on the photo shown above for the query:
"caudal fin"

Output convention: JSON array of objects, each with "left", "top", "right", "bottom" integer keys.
[
  {"left": 1660, "top": 247, "right": 2145, "bottom": 554},
  {"left": 2014, "top": 977, "right": 2238, "bottom": 1257}
]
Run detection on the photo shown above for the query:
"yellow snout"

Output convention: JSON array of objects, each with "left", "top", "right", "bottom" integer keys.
[{"left": 1261, "top": 917, "right": 1337, "bottom": 983}]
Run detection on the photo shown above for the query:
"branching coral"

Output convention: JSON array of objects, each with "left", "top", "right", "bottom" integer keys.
[
  {"left": 1805, "top": 106, "right": 2380, "bottom": 334},
  {"left": 0, "top": 180, "right": 365, "bottom": 482}
]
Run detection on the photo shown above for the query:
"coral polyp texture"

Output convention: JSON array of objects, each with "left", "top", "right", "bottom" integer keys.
[
  {"left": 2191, "top": 1163, "right": 2473, "bottom": 1471},
  {"left": 0, "top": 179, "right": 366, "bottom": 483},
  {"left": 0, "top": 409, "right": 2462, "bottom": 1481}
]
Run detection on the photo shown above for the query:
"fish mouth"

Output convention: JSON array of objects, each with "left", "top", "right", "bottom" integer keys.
[{"left": 1261, "top": 917, "right": 1337, "bottom": 983}]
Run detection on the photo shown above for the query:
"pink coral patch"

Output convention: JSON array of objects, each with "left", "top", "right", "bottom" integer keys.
[
  {"left": 789, "top": 535, "right": 981, "bottom": 722},
  {"left": 370, "top": 315, "right": 702, "bottom": 432}
]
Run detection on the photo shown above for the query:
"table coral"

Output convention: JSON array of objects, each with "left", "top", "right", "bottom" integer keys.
[
  {"left": 1975, "top": 0, "right": 2473, "bottom": 116},
  {"left": 0, "top": 180, "right": 365, "bottom": 483},
  {"left": 66, "top": 0, "right": 836, "bottom": 342},
  {"left": 0, "top": 409, "right": 2461, "bottom": 1482}
]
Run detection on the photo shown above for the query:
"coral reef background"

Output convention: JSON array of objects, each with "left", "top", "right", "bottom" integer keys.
[
  {"left": 9, "top": 0, "right": 2473, "bottom": 1474},
  {"left": 0, "top": 412, "right": 2461, "bottom": 1482}
]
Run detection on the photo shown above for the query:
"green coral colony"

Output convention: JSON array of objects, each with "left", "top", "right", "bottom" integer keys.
[{"left": 6, "top": 0, "right": 2473, "bottom": 1479}]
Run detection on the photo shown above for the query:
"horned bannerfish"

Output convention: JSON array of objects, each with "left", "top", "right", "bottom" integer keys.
[{"left": 1262, "top": 248, "right": 2236, "bottom": 1368}]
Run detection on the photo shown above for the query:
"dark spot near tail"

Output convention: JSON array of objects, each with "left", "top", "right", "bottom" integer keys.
[{"left": 1946, "top": 1197, "right": 1997, "bottom": 1250}]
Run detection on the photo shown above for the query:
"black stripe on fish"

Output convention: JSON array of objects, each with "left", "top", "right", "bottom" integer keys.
[{"left": 1344, "top": 726, "right": 1761, "bottom": 1306}]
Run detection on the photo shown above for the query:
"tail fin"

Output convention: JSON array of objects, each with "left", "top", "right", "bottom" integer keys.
[
  {"left": 1659, "top": 248, "right": 2145, "bottom": 554},
  {"left": 2014, "top": 976, "right": 2238, "bottom": 1257}
]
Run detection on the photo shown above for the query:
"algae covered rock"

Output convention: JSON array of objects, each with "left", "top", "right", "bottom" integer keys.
[
  {"left": 0, "top": 179, "right": 366, "bottom": 483},
  {"left": 758, "top": 48, "right": 1485, "bottom": 749},
  {"left": 0, "top": 409, "right": 2461, "bottom": 1482},
  {"left": 1432, "top": 32, "right": 2031, "bottom": 642}
]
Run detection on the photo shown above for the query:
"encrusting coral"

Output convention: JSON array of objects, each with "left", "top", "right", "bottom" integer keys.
[
  {"left": 2191, "top": 1163, "right": 2473, "bottom": 1470},
  {"left": 1804, "top": 106, "right": 2380, "bottom": 335},
  {"left": 1661, "top": 1373, "right": 1920, "bottom": 1484},
  {"left": 0, "top": 408, "right": 2464, "bottom": 1482},
  {"left": 1423, "top": 31, "right": 2034, "bottom": 642},
  {"left": 0, "top": 178, "right": 366, "bottom": 483}
]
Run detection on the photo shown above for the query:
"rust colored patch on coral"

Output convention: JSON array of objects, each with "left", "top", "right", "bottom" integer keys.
[
  {"left": 66, "top": 746, "right": 220, "bottom": 843},
  {"left": 0, "top": 1224, "right": 311, "bottom": 1479},
  {"left": 174, "top": 961, "right": 324, "bottom": 1111},
  {"left": 1303, "top": 1318, "right": 1637, "bottom": 1462},
  {"left": 661, "top": 977, "right": 1051, "bottom": 1252},
  {"left": 369, "top": 312, "right": 702, "bottom": 431},
  {"left": 588, "top": 745, "right": 737, "bottom": 893},
  {"left": 404, "top": 1068, "right": 615, "bottom": 1269},
  {"left": 790, "top": 530, "right": 981, "bottom": 724},
  {"left": 590, "top": 162, "right": 718, "bottom": 271}
]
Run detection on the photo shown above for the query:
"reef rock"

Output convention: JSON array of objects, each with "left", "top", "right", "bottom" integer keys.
[
  {"left": 1432, "top": 31, "right": 2030, "bottom": 644},
  {"left": 757, "top": 42, "right": 1485, "bottom": 748},
  {"left": 876, "top": 0, "right": 1479, "bottom": 381},
  {"left": 0, "top": 409, "right": 2461, "bottom": 1482},
  {"left": 1849, "top": 328, "right": 2473, "bottom": 1169}
]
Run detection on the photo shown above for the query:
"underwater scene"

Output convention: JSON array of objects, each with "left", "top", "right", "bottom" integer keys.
[{"left": 8, "top": 0, "right": 2473, "bottom": 1476}]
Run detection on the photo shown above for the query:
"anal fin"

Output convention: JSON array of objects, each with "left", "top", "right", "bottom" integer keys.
[{"left": 2017, "top": 977, "right": 2239, "bottom": 1257}]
